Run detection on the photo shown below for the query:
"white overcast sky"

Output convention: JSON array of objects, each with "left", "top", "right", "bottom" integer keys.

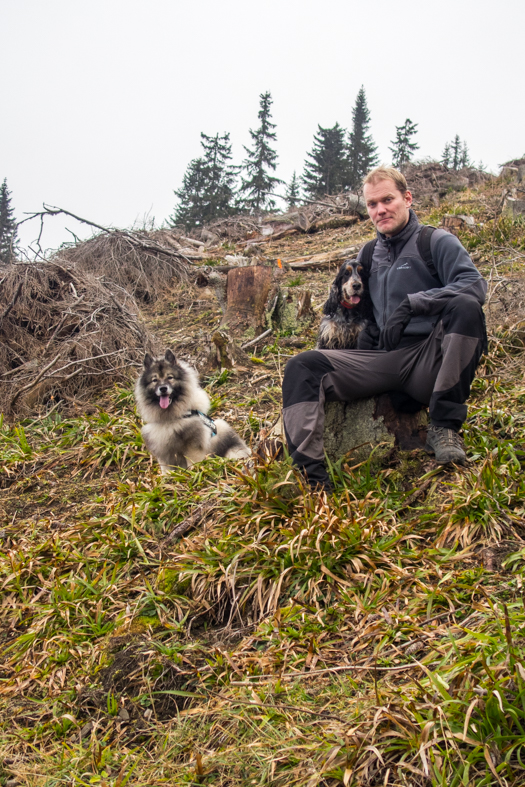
[{"left": 2, "top": 0, "right": 524, "bottom": 252}]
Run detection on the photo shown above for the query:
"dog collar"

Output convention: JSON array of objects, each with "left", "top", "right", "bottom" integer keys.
[
  {"left": 183, "top": 409, "right": 217, "bottom": 436},
  {"left": 340, "top": 299, "right": 357, "bottom": 310}
]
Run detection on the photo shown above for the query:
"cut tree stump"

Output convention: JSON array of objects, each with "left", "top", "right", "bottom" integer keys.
[
  {"left": 204, "top": 263, "right": 315, "bottom": 370},
  {"left": 323, "top": 395, "right": 429, "bottom": 463},
  {"left": 221, "top": 266, "right": 273, "bottom": 333},
  {"left": 503, "top": 197, "right": 525, "bottom": 219}
]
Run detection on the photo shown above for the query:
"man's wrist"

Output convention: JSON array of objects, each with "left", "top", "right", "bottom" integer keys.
[{"left": 406, "top": 295, "right": 417, "bottom": 317}]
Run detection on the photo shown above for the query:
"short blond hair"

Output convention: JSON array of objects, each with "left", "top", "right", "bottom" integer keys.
[{"left": 363, "top": 167, "right": 408, "bottom": 194}]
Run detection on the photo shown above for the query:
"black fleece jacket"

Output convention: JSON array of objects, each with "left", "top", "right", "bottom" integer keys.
[{"left": 357, "top": 209, "right": 487, "bottom": 343}]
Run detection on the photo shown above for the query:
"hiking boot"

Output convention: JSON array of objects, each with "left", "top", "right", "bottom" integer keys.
[
  {"left": 425, "top": 425, "right": 467, "bottom": 465},
  {"left": 309, "top": 479, "right": 333, "bottom": 496}
]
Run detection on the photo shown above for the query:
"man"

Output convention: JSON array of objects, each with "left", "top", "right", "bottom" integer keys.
[{"left": 282, "top": 166, "right": 487, "bottom": 492}]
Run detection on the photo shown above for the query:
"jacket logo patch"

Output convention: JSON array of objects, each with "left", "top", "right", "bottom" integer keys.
[{"left": 397, "top": 263, "right": 411, "bottom": 270}]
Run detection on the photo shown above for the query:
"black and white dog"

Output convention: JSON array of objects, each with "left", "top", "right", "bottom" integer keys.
[
  {"left": 135, "top": 350, "right": 250, "bottom": 474},
  {"left": 316, "top": 259, "right": 375, "bottom": 350}
]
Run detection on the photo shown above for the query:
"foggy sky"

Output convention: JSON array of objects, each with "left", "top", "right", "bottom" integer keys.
[{"left": 2, "top": 0, "right": 524, "bottom": 252}]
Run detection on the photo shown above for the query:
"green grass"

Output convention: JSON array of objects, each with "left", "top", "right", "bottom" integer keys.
[
  {"left": 1, "top": 381, "right": 525, "bottom": 785},
  {"left": 1, "top": 181, "right": 525, "bottom": 785}
]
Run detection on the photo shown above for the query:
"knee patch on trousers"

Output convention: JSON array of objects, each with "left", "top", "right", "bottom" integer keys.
[
  {"left": 282, "top": 351, "right": 335, "bottom": 407},
  {"left": 441, "top": 295, "right": 485, "bottom": 340}
]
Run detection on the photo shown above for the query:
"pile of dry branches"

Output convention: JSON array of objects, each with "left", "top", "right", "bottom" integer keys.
[
  {"left": 191, "top": 193, "right": 368, "bottom": 246},
  {"left": 57, "top": 229, "right": 195, "bottom": 303},
  {"left": 0, "top": 260, "right": 158, "bottom": 415}
]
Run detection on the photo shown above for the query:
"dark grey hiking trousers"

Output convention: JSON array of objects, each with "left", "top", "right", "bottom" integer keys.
[{"left": 282, "top": 294, "right": 486, "bottom": 487}]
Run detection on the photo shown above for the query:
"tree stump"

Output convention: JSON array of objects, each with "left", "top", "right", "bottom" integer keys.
[
  {"left": 323, "top": 395, "right": 428, "bottom": 463},
  {"left": 267, "top": 287, "right": 314, "bottom": 333},
  {"left": 221, "top": 266, "right": 273, "bottom": 333},
  {"left": 503, "top": 197, "right": 525, "bottom": 219}
]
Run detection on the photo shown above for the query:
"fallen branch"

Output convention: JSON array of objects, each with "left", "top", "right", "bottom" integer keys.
[
  {"left": 159, "top": 502, "right": 217, "bottom": 549},
  {"left": 0, "top": 281, "right": 23, "bottom": 324},
  {"left": 228, "top": 660, "right": 437, "bottom": 684},
  {"left": 286, "top": 244, "right": 363, "bottom": 269},
  {"left": 19, "top": 205, "right": 196, "bottom": 274},
  {"left": 41, "top": 349, "right": 138, "bottom": 379},
  {"left": 18, "top": 204, "right": 111, "bottom": 234},
  {"left": 8, "top": 350, "right": 138, "bottom": 409},
  {"left": 9, "top": 354, "right": 60, "bottom": 407},
  {"left": 241, "top": 329, "right": 272, "bottom": 350}
]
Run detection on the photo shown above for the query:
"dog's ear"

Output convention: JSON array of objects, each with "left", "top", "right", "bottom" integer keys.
[
  {"left": 323, "top": 282, "right": 341, "bottom": 315},
  {"left": 357, "top": 261, "right": 370, "bottom": 282},
  {"left": 164, "top": 349, "right": 176, "bottom": 364},
  {"left": 143, "top": 353, "right": 153, "bottom": 369}
]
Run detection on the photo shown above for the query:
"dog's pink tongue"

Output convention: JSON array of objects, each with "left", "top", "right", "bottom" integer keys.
[
  {"left": 350, "top": 296, "right": 360, "bottom": 304},
  {"left": 159, "top": 396, "right": 171, "bottom": 409}
]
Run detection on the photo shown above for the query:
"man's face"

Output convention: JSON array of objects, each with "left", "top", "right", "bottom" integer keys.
[{"left": 363, "top": 178, "right": 413, "bottom": 237}]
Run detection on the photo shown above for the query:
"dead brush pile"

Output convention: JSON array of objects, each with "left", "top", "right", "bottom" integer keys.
[
  {"left": 0, "top": 259, "right": 157, "bottom": 415},
  {"left": 197, "top": 192, "right": 369, "bottom": 244},
  {"left": 57, "top": 228, "right": 192, "bottom": 303}
]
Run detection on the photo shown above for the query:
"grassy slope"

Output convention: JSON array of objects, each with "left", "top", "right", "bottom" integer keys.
[{"left": 1, "top": 177, "right": 525, "bottom": 786}]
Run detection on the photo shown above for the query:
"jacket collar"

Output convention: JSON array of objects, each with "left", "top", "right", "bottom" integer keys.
[{"left": 377, "top": 208, "right": 419, "bottom": 247}]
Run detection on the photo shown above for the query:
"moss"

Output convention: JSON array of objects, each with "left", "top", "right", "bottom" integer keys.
[
  {"left": 242, "top": 326, "right": 255, "bottom": 341},
  {"left": 130, "top": 615, "right": 163, "bottom": 633},
  {"left": 158, "top": 568, "right": 192, "bottom": 596}
]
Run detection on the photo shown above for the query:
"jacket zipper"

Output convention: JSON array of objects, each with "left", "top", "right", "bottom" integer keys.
[{"left": 383, "top": 241, "right": 392, "bottom": 326}]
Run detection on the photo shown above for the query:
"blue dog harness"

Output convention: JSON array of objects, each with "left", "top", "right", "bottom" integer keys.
[{"left": 183, "top": 409, "right": 217, "bottom": 436}]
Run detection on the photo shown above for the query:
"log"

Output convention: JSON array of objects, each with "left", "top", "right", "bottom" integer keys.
[
  {"left": 285, "top": 244, "right": 362, "bottom": 269},
  {"left": 309, "top": 215, "right": 359, "bottom": 233},
  {"left": 323, "top": 395, "right": 428, "bottom": 464}
]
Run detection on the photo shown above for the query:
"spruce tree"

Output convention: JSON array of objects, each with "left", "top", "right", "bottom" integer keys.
[
  {"left": 451, "top": 135, "right": 462, "bottom": 171},
  {"left": 0, "top": 179, "right": 18, "bottom": 264},
  {"left": 347, "top": 86, "right": 379, "bottom": 189},
  {"left": 240, "top": 91, "right": 283, "bottom": 212},
  {"left": 170, "top": 133, "right": 237, "bottom": 229},
  {"left": 286, "top": 171, "right": 301, "bottom": 208},
  {"left": 460, "top": 141, "right": 470, "bottom": 168},
  {"left": 442, "top": 135, "right": 471, "bottom": 171},
  {"left": 302, "top": 123, "right": 349, "bottom": 199},
  {"left": 441, "top": 143, "right": 451, "bottom": 169},
  {"left": 389, "top": 119, "right": 419, "bottom": 168}
]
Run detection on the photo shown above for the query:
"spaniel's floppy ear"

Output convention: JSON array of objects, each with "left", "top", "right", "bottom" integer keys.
[
  {"left": 322, "top": 262, "right": 347, "bottom": 315},
  {"left": 322, "top": 281, "right": 341, "bottom": 316}
]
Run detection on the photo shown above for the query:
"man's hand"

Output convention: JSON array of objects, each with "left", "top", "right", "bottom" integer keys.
[
  {"left": 379, "top": 298, "right": 413, "bottom": 351},
  {"left": 357, "top": 323, "right": 380, "bottom": 350}
]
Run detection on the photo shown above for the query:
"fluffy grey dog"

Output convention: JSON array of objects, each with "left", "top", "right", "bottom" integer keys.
[{"left": 135, "top": 350, "right": 250, "bottom": 474}]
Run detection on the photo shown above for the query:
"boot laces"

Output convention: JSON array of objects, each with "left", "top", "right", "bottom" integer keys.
[{"left": 429, "top": 426, "right": 463, "bottom": 448}]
